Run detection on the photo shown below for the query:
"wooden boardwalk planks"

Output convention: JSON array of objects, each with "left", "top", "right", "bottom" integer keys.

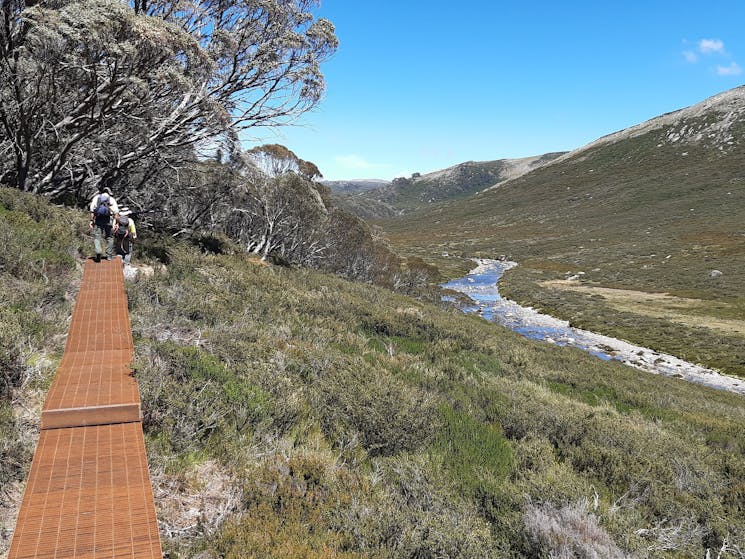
[
  {"left": 8, "top": 424, "right": 161, "bottom": 558},
  {"left": 8, "top": 259, "right": 162, "bottom": 558}
]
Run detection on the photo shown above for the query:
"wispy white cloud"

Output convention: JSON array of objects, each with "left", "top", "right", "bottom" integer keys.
[
  {"left": 334, "top": 154, "right": 375, "bottom": 170},
  {"left": 682, "top": 38, "right": 741, "bottom": 77},
  {"left": 717, "top": 62, "right": 742, "bottom": 76},
  {"left": 699, "top": 38, "right": 725, "bottom": 54},
  {"left": 682, "top": 50, "right": 698, "bottom": 63}
]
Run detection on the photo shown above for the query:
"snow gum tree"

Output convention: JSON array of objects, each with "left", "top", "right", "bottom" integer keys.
[
  {"left": 246, "top": 144, "right": 322, "bottom": 181},
  {"left": 0, "top": 0, "right": 337, "bottom": 197},
  {"left": 225, "top": 172, "right": 329, "bottom": 264}
]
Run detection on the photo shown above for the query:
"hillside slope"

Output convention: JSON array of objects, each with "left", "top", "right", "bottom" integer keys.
[
  {"left": 334, "top": 154, "right": 564, "bottom": 219},
  {"left": 130, "top": 234, "right": 745, "bottom": 558},
  {"left": 381, "top": 85, "right": 745, "bottom": 374}
]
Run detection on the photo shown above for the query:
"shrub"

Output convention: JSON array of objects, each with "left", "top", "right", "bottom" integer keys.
[
  {"left": 0, "top": 310, "right": 27, "bottom": 398},
  {"left": 210, "top": 451, "right": 364, "bottom": 559},
  {"left": 435, "top": 405, "right": 512, "bottom": 496},
  {"left": 374, "top": 455, "right": 502, "bottom": 558},
  {"left": 0, "top": 404, "right": 33, "bottom": 486},
  {"left": 313, "top": 365, "right": 437, "bottom": 457},
  {"left": 523, "top": 499, "right": 625, "bottom": 558},
  {"left": 136, "top": 343, "right": 274, "bottom": 456}
]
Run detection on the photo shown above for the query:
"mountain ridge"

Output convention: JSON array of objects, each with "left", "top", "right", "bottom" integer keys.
[
  {"left": 322, "top": 178, "right": 391, "bottom": 194},
  {"left": 332, "top": 152, "right": 566, "bottom": 219},
  {"left": 549, "top": 84, "right": 745, "bottom": 166}
]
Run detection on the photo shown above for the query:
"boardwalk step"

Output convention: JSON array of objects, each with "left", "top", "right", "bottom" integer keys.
[{"left": 41, "top": 402, "right": 142, "bottom": 430}]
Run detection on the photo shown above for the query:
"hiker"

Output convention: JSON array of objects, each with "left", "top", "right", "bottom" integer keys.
[
  {"left": 114, "top": 207, "right": 137, "bottom": 267},
  {"left": 88, "top": 187, "right": 120, "bottom": 261}
]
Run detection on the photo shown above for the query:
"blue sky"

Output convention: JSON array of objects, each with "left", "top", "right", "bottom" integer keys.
[{"left": 257, "top": 1, "right": 745, "bottom": 181}]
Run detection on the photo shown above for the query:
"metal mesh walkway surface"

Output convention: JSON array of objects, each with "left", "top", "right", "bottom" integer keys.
[{"left": 8, "top": 259, "right": 162, "bottom": 558}]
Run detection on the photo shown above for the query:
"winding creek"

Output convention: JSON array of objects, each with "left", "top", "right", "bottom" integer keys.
[{"left": 443, "top": 259, "right": 745, "bottom": 396}]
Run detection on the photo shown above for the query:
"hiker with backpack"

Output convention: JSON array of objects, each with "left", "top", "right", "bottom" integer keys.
[
  {"left": 114, "top": 207, "right": 137, "bottom": 267},
  {"left": 88, "top": 186, "right": 120, "bottom": 261}
]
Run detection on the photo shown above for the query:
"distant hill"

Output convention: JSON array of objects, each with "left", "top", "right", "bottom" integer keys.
[
  {"left": 322, "top": 179, "right": 390, "bottom": 194},
  {"left": 332, "top": 154, "right": 565, "bottom": 219},
  {"left": 380, "top": 85, "right": 745, "bottom": 374}
]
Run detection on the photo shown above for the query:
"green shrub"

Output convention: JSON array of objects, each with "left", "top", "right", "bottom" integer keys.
[
  {"left": 434, "top": 405, "right": 512, "bottom": 496},
  {"left": 313, "top": 365, "right": 437, "bottom": 457},
  {"left": 0, "top": 190, "right": 78, "bottom": 400},
  {"left": 211, "top": 453, "right": 363, "bottom": 559},
  {"left": 136, "top": 343, "right": 274, "bottom": 456},
  {"left": 0, "top": 310, "right": 27, "bottom": 398},
  {"left": 373, "top": 455, "right": 502, "bottom": 558}
]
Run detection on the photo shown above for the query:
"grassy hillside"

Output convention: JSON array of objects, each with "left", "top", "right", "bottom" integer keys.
[
  {"left": 379, "top": 112, "right": 745, "bottom": 375},
  {"left": 125, "top": 240, "right": 745, "bottom": 556},
  {"left": 0, "top": 189, "right": 85, "bottom": 552},
  {"left": 3, "top": 188, "right": 745, "bottom": 557}
]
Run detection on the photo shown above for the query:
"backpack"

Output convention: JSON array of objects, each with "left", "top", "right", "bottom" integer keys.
[
  {"left": 116, "top": 216, "right": 130, "bottom": 237},
  {"left": 94, "top": 194, "right": 111, "bottom": 219}
]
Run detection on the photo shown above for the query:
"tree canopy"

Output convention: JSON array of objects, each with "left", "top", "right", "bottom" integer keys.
[
  {"left": 246, "top": 144, "right": 323, "bottom": 180},
  {"left": 0, "top": 0, "right": 337, "bottom": 197}
]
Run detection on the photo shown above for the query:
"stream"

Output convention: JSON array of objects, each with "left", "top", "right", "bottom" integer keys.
[{"left": 442, "top": 259, "right": 745, "bottom": 395}]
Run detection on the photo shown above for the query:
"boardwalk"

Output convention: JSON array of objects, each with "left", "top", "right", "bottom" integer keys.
[{"left": 8, "top": 260, "right": 162, "bottom": 558}]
